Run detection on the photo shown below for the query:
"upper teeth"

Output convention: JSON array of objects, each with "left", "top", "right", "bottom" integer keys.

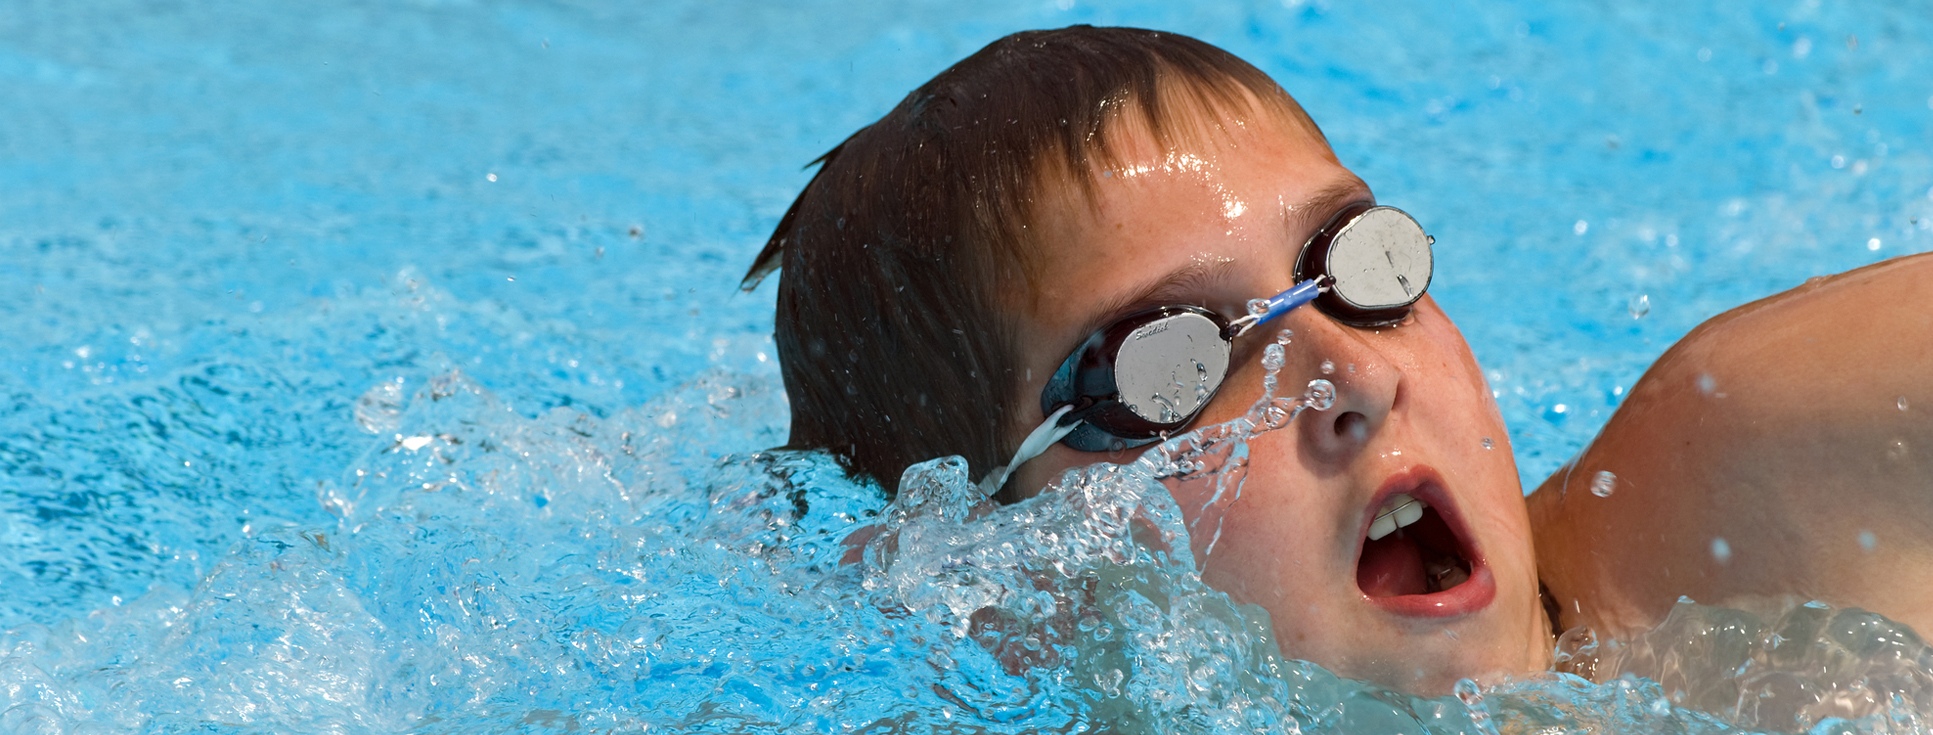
[{"left": 1367, "top": 494, "right": 1427, "bottom": 541}]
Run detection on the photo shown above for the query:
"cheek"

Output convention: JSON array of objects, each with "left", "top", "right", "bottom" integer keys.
[
  {"left": 1405, "top": 313, "right": 1502, "bottom": 425},
  {"left": 1162, "top": 432, "right": 1334, "bottom": 597}
]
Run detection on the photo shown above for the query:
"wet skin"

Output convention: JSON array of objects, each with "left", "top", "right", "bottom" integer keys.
[
  {"left": 1003, "top": 102, "right": 1551, "bottom": 693},
  {"left": 1530, "top": 252, "right": 1933, "bottom": 641}
]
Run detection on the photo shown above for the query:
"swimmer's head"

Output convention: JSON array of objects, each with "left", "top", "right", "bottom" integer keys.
[
  {"left": 748, "top": 26, "right": 1547, "bottom": 692},
  {"left": 744, "top": 26, "right": 1327, "bottom": 496}
]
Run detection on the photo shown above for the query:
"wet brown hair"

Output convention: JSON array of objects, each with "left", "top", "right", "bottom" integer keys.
[{"left": 740, "top": 26, "right": 1323, "bottom": 498}]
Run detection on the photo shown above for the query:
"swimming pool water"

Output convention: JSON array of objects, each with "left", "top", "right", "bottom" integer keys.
[{"left": 3, "top": 0, "right": 1931, "bottom": 732}]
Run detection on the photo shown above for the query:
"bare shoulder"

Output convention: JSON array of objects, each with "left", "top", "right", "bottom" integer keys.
[{"left": 1529, "top": 253, "right": 1933, "bottom": 640}]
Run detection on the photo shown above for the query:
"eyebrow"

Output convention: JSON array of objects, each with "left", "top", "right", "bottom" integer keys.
[
  {"left": 1285, "top": 178, "right": 1375, "bottom": 241},
  {"left": 1077, "top": 258, "right": 1243, "bottom": 337},
  {"left": 1072, "top": 178, "right": 1375, "bottom": 339}
]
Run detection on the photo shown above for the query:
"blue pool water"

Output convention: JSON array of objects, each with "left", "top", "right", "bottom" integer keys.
[{"left": 3, "top": 0, "right": 1932, "bottom": 732}]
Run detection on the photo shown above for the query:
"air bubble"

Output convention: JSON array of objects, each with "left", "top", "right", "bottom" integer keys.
[
  {"left": 1246, "top": 298, "right": 1270, "bottom": 318},
  {"left": 1481, "top": 437, "right": 1494, "bottom": 450},
  {"left": 1858, "top": 530, "right": 1878, "bottom": 552},
  {"left": 1696, "top": 373, "right": 1717, "bottom": 395},
  {"left": 1898, "top": 396, "right": 1909, "bottom": 411},
  {"left": 1628, "top": 294, "right": 1650, "bottom": 319},
  {"left": 1319, "top": 360, "right": 1335, "bottom": 375},
  {"left": 1590, "top": 470, "right": 1617, "bottom": 498},
  {"left": 1711, "top": 537, "right": 1732, "bottom": 564}
]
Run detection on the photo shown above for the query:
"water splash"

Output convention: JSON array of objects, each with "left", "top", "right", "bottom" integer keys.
[
  {"left": 6, "top": 362, "right": 1933, "bottom": 732},
  {"left": 1125, "top": 331, "right": 1335, "bottom": 559},
  {"left": 1557, "top": 598, "right": 1933, "bottom": 733}
]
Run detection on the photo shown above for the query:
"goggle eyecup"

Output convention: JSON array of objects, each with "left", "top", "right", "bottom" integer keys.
[{"left": 1294, "top": 204, "right": 1433, "bottom": 327}]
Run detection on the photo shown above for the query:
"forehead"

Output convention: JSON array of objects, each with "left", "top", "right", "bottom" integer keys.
[{"left": 1021, "top": 101, "right": 1367, "bottom": 325}]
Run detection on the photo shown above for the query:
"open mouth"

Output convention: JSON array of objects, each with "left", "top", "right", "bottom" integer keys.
[{"left": 1356, "top": 494, "right": 1473, "bottom": 598}]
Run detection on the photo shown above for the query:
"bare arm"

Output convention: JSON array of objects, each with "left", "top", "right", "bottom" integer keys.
[{"left": 1529, "top": 253, "right": 1933, "bottom": 640}]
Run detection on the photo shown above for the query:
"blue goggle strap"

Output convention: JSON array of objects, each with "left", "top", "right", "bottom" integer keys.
[{"left": 1223, "top": 277, "right": 1327, "bottom": 339}]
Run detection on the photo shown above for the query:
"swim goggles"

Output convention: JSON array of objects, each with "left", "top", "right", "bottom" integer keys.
[{"left": 980, "top": 203, "right": 1435, "bottom": 494}]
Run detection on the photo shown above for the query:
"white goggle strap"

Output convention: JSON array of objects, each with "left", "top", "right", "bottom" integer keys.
[{"left": 978, "top": 404, "right": 1080, "bottom": 497}]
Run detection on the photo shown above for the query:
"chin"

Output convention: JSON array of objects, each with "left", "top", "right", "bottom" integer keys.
[{"left": 1315, "top": 623, "right": 1545, "bottom": 696}]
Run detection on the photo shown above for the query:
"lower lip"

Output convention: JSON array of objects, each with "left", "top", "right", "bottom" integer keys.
[{"left": 1362, "top": 564, "right": 1497, "bottom": 618}]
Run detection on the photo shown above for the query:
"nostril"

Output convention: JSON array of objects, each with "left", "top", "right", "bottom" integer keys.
[{"left": 1334, "top": 412, "right": 1369, "bottom": 443}]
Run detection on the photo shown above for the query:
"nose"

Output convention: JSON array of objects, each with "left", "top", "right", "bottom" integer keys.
[{"left": 1294, "top": 318, "right": 1402, "bottom": 466}]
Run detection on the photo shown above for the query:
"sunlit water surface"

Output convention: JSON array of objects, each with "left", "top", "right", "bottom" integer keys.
[{"left": 3, "top": 0, "right": 1932, "bottom": 732}]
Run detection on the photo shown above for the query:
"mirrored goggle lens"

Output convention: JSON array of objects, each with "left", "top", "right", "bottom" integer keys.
[
  {"left": 1111, "top": 311, "right": 1230, "bottom": 425},
  {"left": 1324, "top": 207, "right": 1433, "bottom": 313}
]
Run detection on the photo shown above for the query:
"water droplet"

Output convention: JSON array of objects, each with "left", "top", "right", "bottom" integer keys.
[
  {"left": 1275, "top": 328, "right": 1293, "bottom": 346},
  {"left": 1304, "top": 380, "right": 1336, "bottom": 411},
  {"left": 1628, "top": 294, "right": 1650, "bottom": 319},
  {"left": 1591, "top": 470, "right": 1617, "bottom": 498},
  {"left": 1858, "top": 530, "right": 1877, "bottom": 552},
  {"left": 1696, "top": 373, "right": 1717, "bottom": 395},
  {"left": 1573, "top": 220, "right": 1589, "bottom": 235},
  {"left": 1868, "top": 238, "right": 1882, "bottom": 251},
  {"left": 1319, "top": 360, "right": 1335, "bottom": 375},
  {"left": 1480, "top": 437, "right": 1494, "bottom": 450},
  {"left": 1260, "top": 344, "right": 1285, "bottom": 372},
  {"left": 1259, "top": 403, "right": 1292, "bottom": 429},
  {"left": 1711, "top": 537, "right": 1732, "bottom": 564},
  {"left": 1899, "top": 396, "right": 1910, "bottom": 411},
  {"left": 1246, "top": 298, "right": 1270, "bottom": 318},
  {"left": 1454, "top": 678, "right": 1483, "bottom": 705},
  {"left": 486, "top": 172, "right": 498, "bottom": 182},
  {"left": 1150, "top": 393, "right": 1180, "bottom": 422},
  {"left": 1454, "top": 677, "right": 1494, "bottom": 731}
]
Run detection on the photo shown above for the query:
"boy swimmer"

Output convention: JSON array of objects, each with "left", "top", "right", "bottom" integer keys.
[{"left": 740, "top": 26, "right": 1933, "bottom": 693}]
